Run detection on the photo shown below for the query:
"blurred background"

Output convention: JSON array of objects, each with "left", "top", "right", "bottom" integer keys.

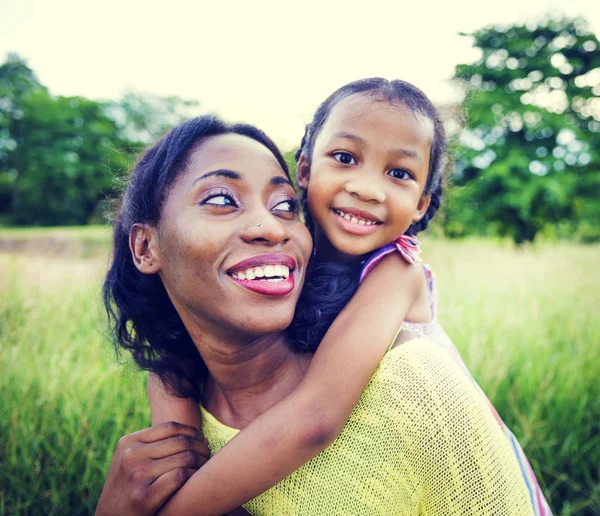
[{"left": 0, "top": 0, "right": 599, "bottom": 514}]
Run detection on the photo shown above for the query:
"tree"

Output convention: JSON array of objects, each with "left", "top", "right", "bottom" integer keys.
[
  {"left": 447, "top": 16, "right": 600, "bottom": 243},
  {"left": 0, "top": 55, "right": 128, "bottom": 225},
  {"left": 0, "top": 55, "right": 201, "bottom": 226},
  {"left": 110, "top": 91, "right": 200, "bottom": 145}
]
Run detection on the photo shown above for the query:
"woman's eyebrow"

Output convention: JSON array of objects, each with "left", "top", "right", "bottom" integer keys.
[
  {"left": 270, "top": 176, "right": 293, "bottom": 188},
  {"left": 192, "top": 169, "right": 241, "bottom": 187}
]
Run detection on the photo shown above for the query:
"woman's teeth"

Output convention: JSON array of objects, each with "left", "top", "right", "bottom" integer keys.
[
  {"left": 231, "top": 265, "right": 290, "bottom": 281},
  {"left": 334, "top": 209, "right": 378, "bottom": 225}
]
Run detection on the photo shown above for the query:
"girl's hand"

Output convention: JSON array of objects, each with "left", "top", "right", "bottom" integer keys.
[{"left": 95, "top": 421, "right": 211, "bottom": 516}]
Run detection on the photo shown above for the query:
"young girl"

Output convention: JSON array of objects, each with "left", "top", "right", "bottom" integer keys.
[{"left": 149, "top": 78, "right": 551, "bottom": 515}]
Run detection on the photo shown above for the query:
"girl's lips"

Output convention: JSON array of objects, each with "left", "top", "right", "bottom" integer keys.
[
  {"left": 332, "top": 209, "right": 382, "bottom": 236},
  {"left": 230, "top": 274, "right": 295, "bottom": 296}
]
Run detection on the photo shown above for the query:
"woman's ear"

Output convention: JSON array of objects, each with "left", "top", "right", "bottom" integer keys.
[
  {"left": 129, "top": 224, "right": 162, "bottom": 275},
  {"left": 296, "top": 154, "right": 311, "bottom": 190},
  {"left": 412, "top": 194, "right": 431, "bottom": 224}
]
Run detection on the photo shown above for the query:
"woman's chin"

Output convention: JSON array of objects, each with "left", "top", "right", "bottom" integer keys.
[{"left": 240, "top": 310, "right": 295, "bottom": 336}]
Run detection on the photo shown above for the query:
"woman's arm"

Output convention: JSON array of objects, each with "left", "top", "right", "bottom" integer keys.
[
  {"left": 159, "top": 253, "right": 426, "bottom": 515},
  {"left": 95, "top": 422, "right": 210, "bottom": 516}
]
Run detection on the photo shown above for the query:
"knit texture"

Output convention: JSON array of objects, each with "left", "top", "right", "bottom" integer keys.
[{"left": 201, "top": 339, "right": 534, "bottom": 515}]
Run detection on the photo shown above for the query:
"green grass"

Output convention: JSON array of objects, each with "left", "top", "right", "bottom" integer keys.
[{"left": 1, "top": 232, "right": 599, "bottom": 515}]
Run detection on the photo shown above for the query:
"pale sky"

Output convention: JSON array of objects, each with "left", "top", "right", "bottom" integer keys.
[{"left": 1, "top": 0, "right": 599, "bottom": 148}]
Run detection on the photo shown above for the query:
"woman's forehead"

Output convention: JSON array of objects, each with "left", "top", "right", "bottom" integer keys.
[{"left": 186, "top": 134, "right": 284, "bottom": 181}]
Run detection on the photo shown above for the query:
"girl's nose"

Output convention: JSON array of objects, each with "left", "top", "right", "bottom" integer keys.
[
  {"left": 241, "top": 210, "right": 291, "bottom": 246},
  {"left": 343, "top": 177, "right": 386, "bottom": 204}
]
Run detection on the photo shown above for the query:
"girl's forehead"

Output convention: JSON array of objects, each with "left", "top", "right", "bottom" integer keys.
[{"left": 321, "top": 94, "right": 434, "bottom": 145}]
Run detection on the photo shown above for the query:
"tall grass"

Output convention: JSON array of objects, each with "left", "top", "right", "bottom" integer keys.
[{"left": 1, "top": 235, "right": 599, "bottom": 515}]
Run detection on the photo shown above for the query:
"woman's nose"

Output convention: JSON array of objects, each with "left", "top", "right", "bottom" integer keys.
[
  {"left": 343, "top": 176, "right": 386, "bottom": 204},
  {"left": 241, "top": 211, "right": 291, "bottom": 246}
]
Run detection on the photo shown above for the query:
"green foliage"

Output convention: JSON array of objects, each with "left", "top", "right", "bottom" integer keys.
[
  {"left": 1, "top": 236, "right": 599, "bottom": 515},
  {"left": 0, "top": 55, "right": 200, "bottom": 226},
  {"left": 113, "top": 91, "right": 200, "bottom": 145},
  {"left": 448, "top": 16, "right": 600, "bottom": 243}
]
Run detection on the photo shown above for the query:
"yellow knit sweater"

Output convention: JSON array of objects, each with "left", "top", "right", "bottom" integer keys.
[{"left": 200, "top": 339, "right": 534, "bottom": 515}]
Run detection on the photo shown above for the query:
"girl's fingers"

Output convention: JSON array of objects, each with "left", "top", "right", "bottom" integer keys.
[
  {"left": 148, "top": 467, "right": 198, "bottom": 510},
  {"left": 148, "top": 434, "right": 211, "bottom": 461}
]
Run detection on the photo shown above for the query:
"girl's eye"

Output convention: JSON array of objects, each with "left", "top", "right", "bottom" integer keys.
[
  {"left": 199, "top": 191, "right": 238, "bottom": 208},
  {"left": 388, "top": 168, "right": 414, "bottom": 181},
  {"left": 332, "top": 152, "right": 357, "bottom": 165},
  {"left": 272, "top": 198, "right": 298, "bottom": 213}
]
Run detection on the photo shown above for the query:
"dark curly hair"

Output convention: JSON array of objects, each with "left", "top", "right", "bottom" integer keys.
[
  {"left": 103, "top": 115, "right": 293, "bottom": 401},
  {"left": 289, "top": 78, "right": 448, "bottom": 348}
]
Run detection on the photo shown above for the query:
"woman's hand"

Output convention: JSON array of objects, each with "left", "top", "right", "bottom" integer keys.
[{"left": 96, "top": 421, "right": 211, "bottom": 516}]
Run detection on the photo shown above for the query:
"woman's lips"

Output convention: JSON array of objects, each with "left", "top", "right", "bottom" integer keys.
[
  {"left": 230, "top": 274, "right": 295, "bottom": 296},
  {"left": 227, "top": 253, "right": 297, "bottom": 296},
  {"left": 332, "top": 208, "right": 382, "bottom": 236}
]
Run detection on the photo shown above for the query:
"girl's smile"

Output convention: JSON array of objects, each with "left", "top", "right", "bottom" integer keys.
[{"left": 332, "top": 207, "right": 382, "bottom": 236}]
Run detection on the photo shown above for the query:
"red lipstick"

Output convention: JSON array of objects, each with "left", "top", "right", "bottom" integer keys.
[{"left": 227, "top": 254, "right": 297, "bottom": 297}]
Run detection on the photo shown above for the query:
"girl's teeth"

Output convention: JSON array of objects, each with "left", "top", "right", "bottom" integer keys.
[{"left": 337, "top": 209, "right": 377, "bottom": 226}]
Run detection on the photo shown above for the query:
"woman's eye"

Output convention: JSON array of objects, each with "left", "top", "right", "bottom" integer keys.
[
  {"left": 272, "top": 198, "right": 298, "bottom": 213},
  {"left": 332, "top": 152, "right": 357, "bottom": 165},
  {"left": 201, "top": 194, "right": 236, "bottom": 207},
  {"left": 388, "top": 168, "right": 413, "bottom": 181}
]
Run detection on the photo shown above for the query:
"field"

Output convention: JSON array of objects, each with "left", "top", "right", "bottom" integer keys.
[{"left": 1, "top": 228, "right": 599, "bottom": 515}]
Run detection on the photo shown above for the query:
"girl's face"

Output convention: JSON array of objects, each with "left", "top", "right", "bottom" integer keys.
[
  {"left": 143, "top": 134, "right": 313, "bottom": 342},
  {"left": 298, "top": 94, "right": 433, "bottom": 259}
]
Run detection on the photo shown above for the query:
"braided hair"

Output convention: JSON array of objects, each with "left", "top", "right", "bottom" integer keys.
[{"left": 288, "top": 78, "right": 448, "bottom": 351}]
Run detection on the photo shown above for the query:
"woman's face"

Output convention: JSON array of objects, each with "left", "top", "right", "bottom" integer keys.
[{"left": 153, "top": 134, "right": 312, "bottom": 341}]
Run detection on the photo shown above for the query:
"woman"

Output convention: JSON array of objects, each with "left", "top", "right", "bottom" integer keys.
[{"left": 97, "top": 116, "right": 535, "bottom": 515}]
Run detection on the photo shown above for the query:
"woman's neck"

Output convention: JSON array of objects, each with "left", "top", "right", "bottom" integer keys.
[{"left": 198, "top": 330, "right": 312, "bottom": 429}]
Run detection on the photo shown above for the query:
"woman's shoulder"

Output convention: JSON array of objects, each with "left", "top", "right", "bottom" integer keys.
[{"left": 369, "top": 338, "right": 493, "bottom": 425}]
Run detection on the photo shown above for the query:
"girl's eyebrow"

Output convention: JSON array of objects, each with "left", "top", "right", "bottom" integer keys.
[
  {"left": 331, "top": 132, "right": 422, "bottom": 163},
  {"left": 390, "top": 148, "right": 422, "bottom": 164},
  {"left": 192, "top": 169, "right": 241, "bottom": 187},
  {"left": 331, "top": 132, "right": 366, "bottom": 146}
]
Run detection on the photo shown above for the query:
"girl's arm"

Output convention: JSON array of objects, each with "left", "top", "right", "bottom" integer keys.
[
  {"left": 148, "top": 375, "right": 252, "bottom": 516},
  {"left": 159, "top": 253, "right": 425, "bottom": 515},
  {"left": 147, "top": 372, "right": 203, "bottom": 430}
]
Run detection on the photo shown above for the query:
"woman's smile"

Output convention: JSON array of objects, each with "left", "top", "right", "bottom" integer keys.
[{"left": 227, "top": 253, "right": 296, "bottom": 296}]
